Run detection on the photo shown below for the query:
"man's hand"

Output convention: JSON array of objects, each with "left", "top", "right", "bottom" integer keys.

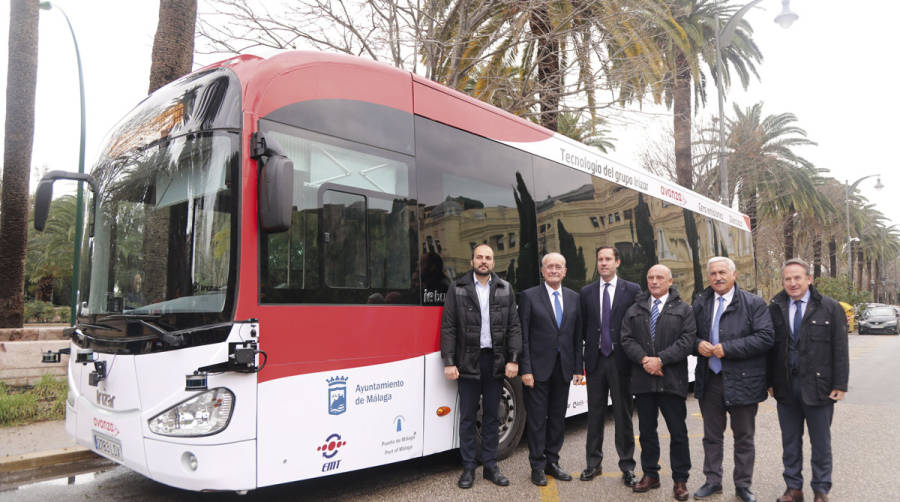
[
  {"left": 829, "top": 389, "right": 846, "bottom": 401},
  {"left": 641, "top": 356, "right": 663, "bottom": 376},
  {"left": 572, "top": 374, "right": 584, "bottom": 385},
  {"left": 444, "top": 365, "right": 459, "bottom": 380},
  {"left": 522, "top": 373, "right": 535, "bottom": 388},
  {"left": 505, "top": 362, "right": 519, "bottom": 379},
  {"left": 712, "top": 344, "right": 725, "bottom": 359},
  {"left": 698, "top": 340, "right": 715, "bottom": 357}
]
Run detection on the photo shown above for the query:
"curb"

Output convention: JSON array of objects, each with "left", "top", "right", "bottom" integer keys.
[{"left": 0, "top": 446, "right": 115, "bottom": 491}]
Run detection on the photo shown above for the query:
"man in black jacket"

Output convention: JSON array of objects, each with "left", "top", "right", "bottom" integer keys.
[
  {"left": 441, "top": 244, "right": 522, "bottom": 489},
  {"left": 579, "top": 246, "right": 641, "bottom": 485},
  {"left": 692, "top": 257, "right": 773, "bottom": 502},
  {"left": 519, "top": 252, "right": 582, "bottom": 486},
  {"left": 768, "top": 258, "right": 848, "bottom": 502},
  {"left": 621, "top": 264, "right": 696, "bottom": 501}
]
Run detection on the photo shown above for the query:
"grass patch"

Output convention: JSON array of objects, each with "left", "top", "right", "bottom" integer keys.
[{"left": 0, "top": 375, "right": 68, "bottom": 426}]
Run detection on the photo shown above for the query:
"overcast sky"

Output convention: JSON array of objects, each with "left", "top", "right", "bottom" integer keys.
[{"left": 1, "top": 0, "right": 897, "bottom": 230}]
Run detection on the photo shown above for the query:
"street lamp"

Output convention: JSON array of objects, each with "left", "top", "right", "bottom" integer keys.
[
  {"left": 845, "top": 175, "right": 884, "bottom": 292},
  {"left": 714, "top": 0, "right": 798, "bottom": 205},
  {"left": 38, "top": 2, "right": 86, "bottom": 326}
]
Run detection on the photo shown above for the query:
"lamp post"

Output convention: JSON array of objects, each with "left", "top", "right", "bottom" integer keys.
[
  {"left": 845, "top": 175, "right": 884, "bottom": 292},
  {"left": 714, "top": 0, "right": 798, "bottom": 205},
  {"left": 38, "top": 2, "right": 85, "bottom": 326}
]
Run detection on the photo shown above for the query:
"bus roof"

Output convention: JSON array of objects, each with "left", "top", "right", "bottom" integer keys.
[{"left": 197, "top": 51, "right": 751, "bottom": 231}]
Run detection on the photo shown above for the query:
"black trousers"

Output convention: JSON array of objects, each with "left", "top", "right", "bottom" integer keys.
[
  {"left": 634, "top": 392, "right": 691, "bottom": 482},
  {"left": 458, "top": 349, "right": 502, "bottom": 470},
  {"left": 585, "top": 352, "right": 636, "bottom": 472},
  {"left": 777, "top": 376, "right": 834, "bottom": 494},
  {"left": 699, "top": 371, "right": 758, "bottom": 488},
  {"left": 524, "top": 355, "right": 570, "bottom": 470}
]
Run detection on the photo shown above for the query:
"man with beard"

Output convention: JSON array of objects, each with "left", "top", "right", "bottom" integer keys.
[{"left": 441, "top": 244, "right": 522, "bottom": 489}]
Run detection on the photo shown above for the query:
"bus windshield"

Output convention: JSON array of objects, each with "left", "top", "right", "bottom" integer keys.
[{"left": 78, "top": 132, "right": 238, "bottom": 319}]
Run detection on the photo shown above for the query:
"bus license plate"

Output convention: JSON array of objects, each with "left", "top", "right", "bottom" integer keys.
[{"left": 93, "top": 431, "right": 122, "bottom": 461}]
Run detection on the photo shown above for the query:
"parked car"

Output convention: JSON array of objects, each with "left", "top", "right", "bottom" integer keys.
[{"left": 858, "top": 306, "right": 900, "bottom": 335}]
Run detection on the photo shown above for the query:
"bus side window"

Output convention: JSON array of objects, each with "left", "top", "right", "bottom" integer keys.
[{"left": 322, "top": 190, "right": 367, "bottom": 288}]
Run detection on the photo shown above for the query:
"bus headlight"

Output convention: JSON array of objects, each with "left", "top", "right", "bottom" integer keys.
[{"left": 148, "top": 388, "right": 234, "bottom": 437}]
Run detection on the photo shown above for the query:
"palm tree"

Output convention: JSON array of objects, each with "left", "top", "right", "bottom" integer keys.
[
  {"left": 556, "top": 112, "right": 617, "bottom": 152},
  {"left": 722, "top": 102, "right": 831, "bottom": 275},
  {"left": 26, "top": 196, "right": 77, "bottom": 302},
  {"left": 0, "top": 0, "right": 40, "bottom": 328},
  {"left": 610, "top": 0, "right": 762, "bottom": 189}
]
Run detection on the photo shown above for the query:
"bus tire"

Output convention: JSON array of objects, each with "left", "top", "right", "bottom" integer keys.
[{"left": 476, "top": 376, "right": 526, "bottom": 462}]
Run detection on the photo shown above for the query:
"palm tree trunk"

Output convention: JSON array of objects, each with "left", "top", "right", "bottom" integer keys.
[
  {"left": 856, "top": 249, "right": 864, "bottom": 291},
  {"left": 673, "top": 52, "right": 692, "bottom": 189},
  {"left": 36, "top": 275, "right": 54, "bottom": 302},
  {"left": 783, "top": 204, "right": 795, "bottom": 260},
  {"left": 813, "top": 236, "right": 822, "bottom": 279},
  {"left": 874, "top": 258, "right": 881, "bottom": 302},
  {"left": 148, "top": 0, "right": 197, "bottom": 94},
  {"left": 828, "top": 237, "right": 837, "bottom": 278},
  {"left": 0, "top": 0, "right": 40, "bottom": 328},
  {"left": 866, "top": 258, "right": 872, "bottom": 295},
  {"left": 530, "top": 4, "right": 560, "bottom": 131}
]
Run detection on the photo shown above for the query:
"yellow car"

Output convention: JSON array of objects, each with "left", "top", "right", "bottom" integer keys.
[{"left": 839, "top": 302, "right": 855, "bottom": 333}]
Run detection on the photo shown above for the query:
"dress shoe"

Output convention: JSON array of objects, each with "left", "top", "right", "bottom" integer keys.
[
  {"left": 632, "top": 474, "right": 661, "bottom": 493},
  {"left": 693, "top": 482, "right": 723, "bottom": 498},
  {"left": 483, "top": 466, "right": 510, "bottom": 486},
  {"left": 457, "top": 468, "right": 475, "bottom": 489},
  {"left": 736, "top": 486, "right": 757, "bottom": 502},
  {"left": 580, "top": 466, "right": 601, "bottom": 481},
  {"left": 776, "top": 488, "right": 804, "bottom": 502},
  {"left": 673, "top": 481, "right": 689, "bottom": 501},
  {"left": 531, "top": 469, "right": 547, "bottom": 486},
  {"left": 813, "top": 492, "right": 827, "bottom": 502},
  {"left": 623, "top": 470, "right": 637, "bottom": 487},
  {"left": 545, "top": 462, "right": 572, "bottom": 481}
]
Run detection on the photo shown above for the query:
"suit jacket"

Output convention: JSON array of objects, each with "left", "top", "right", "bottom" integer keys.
[
  {"left": 519, "top": 284, "right": 583, "bottom": 381},
  {"left": 580, "top": 277, "right": 641, "bottom": 373},
  {"left": 767, "top": 285, "right": 849, "bottom": 406}
]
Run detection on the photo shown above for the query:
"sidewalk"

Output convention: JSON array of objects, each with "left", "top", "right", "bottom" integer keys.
[{"left": 0, "top": 420, "right": 74, "bottom": 457}]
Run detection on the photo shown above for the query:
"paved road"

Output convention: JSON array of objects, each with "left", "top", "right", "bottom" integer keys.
[{"left": 4, "top": 333, "right": 896, "bottom": 501}]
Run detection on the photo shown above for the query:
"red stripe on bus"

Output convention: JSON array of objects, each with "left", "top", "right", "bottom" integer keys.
[{"left": 248, "top": 305, "right": 443, "bottom": 383}]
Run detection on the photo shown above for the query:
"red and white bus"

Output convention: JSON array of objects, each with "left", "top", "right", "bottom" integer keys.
[{"left": 35, "top": 51, "right": 754, "bottom": 492}]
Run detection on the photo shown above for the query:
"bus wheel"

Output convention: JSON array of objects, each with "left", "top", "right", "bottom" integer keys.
[{"left": 476, "top": 377, "right": 526, "bottom": 461}]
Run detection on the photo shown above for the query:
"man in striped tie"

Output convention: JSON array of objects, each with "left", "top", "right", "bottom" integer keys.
[{"left": 620, "top": 264, "right": 697, "bottom": 501}]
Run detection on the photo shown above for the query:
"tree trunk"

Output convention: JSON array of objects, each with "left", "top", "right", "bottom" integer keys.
[
  {"left": 856, "top": 249, "right": 864, "bottom": 291},
  {"left": 530, "top": 4, "right": 560, "bottom": 131},
  {"left": 673, "top": 52, "right": 692, "bottom": 189},
  {"left": 874, "top": 258, "right": 881, "bottom": 302},
  {"left": 148, "top": 0, "right": 198, "bottom": 94},
  {"left": 813, "top": 235, "right": 822, "bottom": 279},
  {"left": 143, "top": 0, "right": 197, "bottom": 303},
  {"left": 36, "top": 275, "right": 54, "bottom": 302},
  {"left": 828, "top": 237, "right": 837, "bottom": 278},
  {"left": 866, "top": 258, "right": 872, "bottom": 295},
  {"left": 782, "top": 204, "right": 795, "bottom": 261},
  {"left": 0, "top": 0, "right": 40, "bottom": 328}
]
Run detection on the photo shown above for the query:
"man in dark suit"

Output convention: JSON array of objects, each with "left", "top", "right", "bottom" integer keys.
[
  {"left": 768, "top": 258, "right": 848, "bottom": 502},
  {"left": 441, "top": 244, "right": 522, "bottom": 489},
  {"left": 579, "top": 246, "right": 641, "bottom": 486},
  {"left": 620, "top": 264, "right": 696, "bottom": 501},
  {"left": 519, "top": 252, "right": 583, "bottom": 486},
  {"left": 692, "top": 257, "right": 773, "bottom": 502}
]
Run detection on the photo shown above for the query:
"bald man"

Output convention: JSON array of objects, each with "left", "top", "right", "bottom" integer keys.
[{"left": 621, "top": 265, "right": 697, "bottom": 501}]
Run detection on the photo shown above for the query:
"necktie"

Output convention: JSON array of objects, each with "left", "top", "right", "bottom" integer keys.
[
  {"left": 649, "top": 299, "right": 661, "bottom": 341},
  {"left": 600, "top": 283, "right": 612, "bottom": 356},
  {"left": 792, "top": 299, "right": 803, "bottom": 341},
  {"left": 709, "top": 296, "right": 725, "bottom": 374},
  {"left": 553, "top": 291, "right": 563, "bottom": 328}
]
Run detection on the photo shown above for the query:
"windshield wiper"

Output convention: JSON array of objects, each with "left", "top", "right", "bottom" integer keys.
[{"left": 135, "top": 319, "right": 184, "bottom": 348}]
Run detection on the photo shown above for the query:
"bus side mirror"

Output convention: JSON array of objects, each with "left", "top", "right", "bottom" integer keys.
[
  {"left": 259, "top": 154, "right": 293, "bottom": 233},
  {"left": 34, "top": 178, "right": 54, "bottom": 231}
]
